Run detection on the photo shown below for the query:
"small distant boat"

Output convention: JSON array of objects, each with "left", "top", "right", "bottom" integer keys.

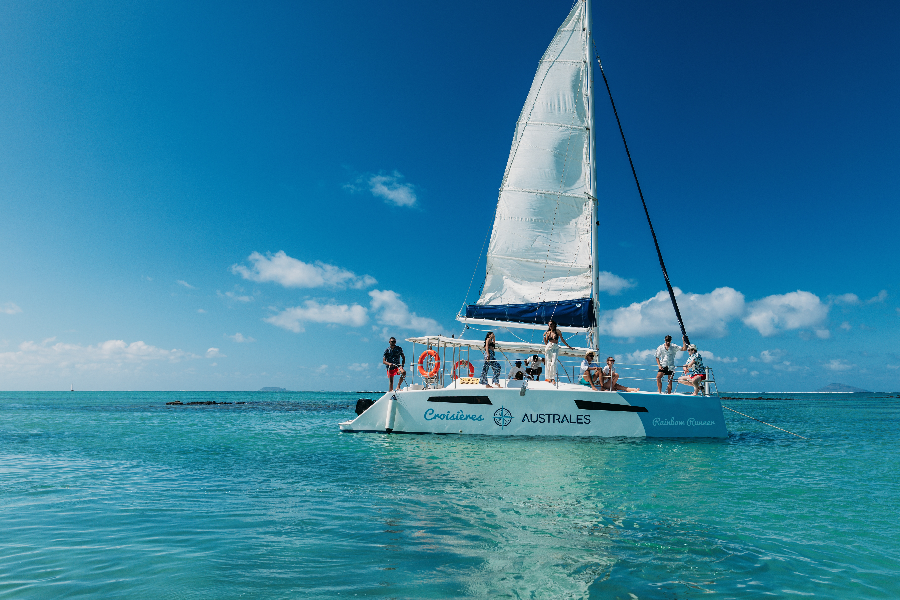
[
  {"left": 70, "top": 384, "right": 74, "bottom": 392},
  {"left": 339, "top": 0, "right": 727, "bottom": 438}
]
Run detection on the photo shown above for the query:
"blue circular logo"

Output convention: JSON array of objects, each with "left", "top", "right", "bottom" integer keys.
[{"left": 493, "top": 407, "right": 512, "bottom": 427}]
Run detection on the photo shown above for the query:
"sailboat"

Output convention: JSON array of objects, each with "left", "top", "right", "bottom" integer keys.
[{"left": 339, "top": 0, "right": 727, "bottom": 438}]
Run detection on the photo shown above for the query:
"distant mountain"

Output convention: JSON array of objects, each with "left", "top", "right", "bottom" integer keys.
[
  {"left": 815, "top": 383, "right": 870, "bottom": 393},
  {"left": 259, "top": 387, "right": 288, "bottom": 392}
]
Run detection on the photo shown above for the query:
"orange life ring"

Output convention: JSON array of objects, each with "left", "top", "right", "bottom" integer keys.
[
  {"left": 418, "top": 349, "right": 440, "bottom": 378},
  {"left": 452, "top": 360, "right": 475, "bottom": 380}
]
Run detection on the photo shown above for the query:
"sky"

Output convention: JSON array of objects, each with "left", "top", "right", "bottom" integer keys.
[{"left": 0, "top": 0, "right": 898, "bottom": 392}]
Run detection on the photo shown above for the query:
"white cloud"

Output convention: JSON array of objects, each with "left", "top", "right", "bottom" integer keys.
[
  {"left": 815, "top": 329, "right": 831, "bottom": 339},
  {"left": 1, "top": 302, "right": 22, "bottom": 315},
  {"left": 702, "top": 351, "right": 738, "bottom": 363},
  {"left": 218, "top": 290, "right": 253, "bottom": 302},
  {"left": 750, "top": 349, "right": 784, "bottom": 363},
  {"left": 831, "top": 293, "right": 859, "bottom": 305},
  {"left": 232, "top": 251, "right": 376, "bottom": 289},
  {"left": 206, "top": 348, "right": 224, "bottom": 358},
  {"left": 348, "top": 363, "right": 369, "bottom": 371},
  {"left": 868, "top": 290, "right": 888, "bottom": 304},
  {"left": 368, "top": 290, "right": 440, "bottom": 332},
  {"left": 840, "top": 321, "right": 851, "bottom": 330},
  {"left": 616, "top": 349, "right": 658, "bottom": 364},
  {"left": 265, "top": 300, "right": 368, "bottom": 333},
  {"left": 177, "top": 280, "right": 195, "bottom": 289},
  {"left": 823, "top": 358, "right": 853, "bottom": 372},
  {"left": 0, "top": 338, "right": 198, "bottom": 374},
  {"left": 887, "top": 364, "right": 900, "bottom": 370},
  {"left": 197, "top": 309, "right": 206, "bottom": 314},
  {"left": 743, "top": 291, "right": 828, "bottom": 336},
  {"left": 228, "top": 333, "right": 255, "bottom": 343},
  {"left": 364, "top": 171, "right": 417, "bottom": 207},
  {"left": 596, "top": 272, "right": 635, "bottom": 295},
  {"left": 598, "top": 287, "right": 744, "bottom": 338}
]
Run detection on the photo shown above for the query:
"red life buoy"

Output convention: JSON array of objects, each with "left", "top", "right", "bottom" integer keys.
[
  {"left": 418, "top": 349, "right": 440, "bottom": 378},
  {"left": 452, "top": 360, "right": 475, "bottom": 380}
]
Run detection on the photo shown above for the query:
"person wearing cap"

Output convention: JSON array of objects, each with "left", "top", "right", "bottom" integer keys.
[
  {"left": 656, "top": 335, "right": 688, "bottom": 394},
  {"left": 525, "top": 354, "right": 544, "bottom": 381},
  {"left": 579, "top": 351, "right": 602, "bottom": 390},
  {"left": 508, "top": 360, "right": 526, "bottom": 381},
  {"left": 677, "top": 344, "right": 707, "bottom": 395},
  {"left": 601, "top": 357, "right": 640, "bottom": 392}
]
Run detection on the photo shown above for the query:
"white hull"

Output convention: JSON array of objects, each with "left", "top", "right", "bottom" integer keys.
[{"left": 340, "top": 381, "right": 727, "bottom": 438}]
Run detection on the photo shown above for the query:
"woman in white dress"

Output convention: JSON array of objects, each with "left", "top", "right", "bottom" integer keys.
[{"left": 542, "top": 320, "right": 573, "bottom": 384}]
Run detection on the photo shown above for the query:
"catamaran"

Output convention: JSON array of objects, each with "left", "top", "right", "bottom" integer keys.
[{"left": 340, "top": 0, "right": 728, "bottom": 438}]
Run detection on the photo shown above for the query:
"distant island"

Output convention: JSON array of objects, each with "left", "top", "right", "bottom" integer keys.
[
  {"left": 258, "top": 387, "right": 289, "bottom": 392},
  {"left": 815, "top": 383, "right": 871, "bottom": 393}
]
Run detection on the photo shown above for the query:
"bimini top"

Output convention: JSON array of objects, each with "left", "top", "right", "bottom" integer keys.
[{"left": 405, "top": 335, "right": 592, "bottom": 359}]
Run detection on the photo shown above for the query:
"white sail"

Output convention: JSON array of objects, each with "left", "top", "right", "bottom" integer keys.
[{"left": 472, "top": 2, "right": 594, "bottom": 321}]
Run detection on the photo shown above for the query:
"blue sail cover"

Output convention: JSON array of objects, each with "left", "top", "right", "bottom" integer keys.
[{"left": 464, "top": 299, "right": 594, "bottom": 329}]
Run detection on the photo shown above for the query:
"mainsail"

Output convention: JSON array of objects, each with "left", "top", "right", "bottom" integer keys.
[{"left": 461, "top": 1, "right": 597, "bottom": 331}]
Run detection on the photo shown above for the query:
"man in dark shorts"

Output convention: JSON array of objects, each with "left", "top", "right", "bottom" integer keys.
[
  {"left": 525, "top": 354, "right": 544, "bottom": 381},
  {"left": 383, "top": 337, "right": 406, "bottom": 391},
  {"left": 655, "top": 335, "right": 687, "bottom": 393}
]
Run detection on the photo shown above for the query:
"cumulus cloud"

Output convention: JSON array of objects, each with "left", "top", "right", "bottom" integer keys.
[
  {"left": 743, "top": 291, "right": 828, "bottom": 336},
  {"left": 0, "top": 338, "right": 198, "bottom": 374},
  {"left": 206, "top": 348, "right": 224, "bottom": 358},
  {"left": 369, "top": 290, "right": 440, "bottom": 332},
  {"left": 823, "top": 358, "right": 853, "bottom": 372},
  {"left": 868, "top": 290, "right": 888, "bottom": 304},
  {"left": 597, "top": 272, "right": 635, "bottom": 295},
  {"left": 347, "top": 363, "right": 369, "bottom": 371},
  {"left": 218, "top": 290, "right": 253, "bottom": 302},
  {"left": 177, "top": 280, "right": 195, "bottom": 289},
  {"left": 346, "top": 171, "right": 418, "bottom": 207},
  {"left": 1, "top": 302, "right": 22, "bottom": 315},
  {"left": 232, "top": 251, "right": 376, "bottom": 290},
  {"left": 598, "top": 287, "right": 745, "bottom": 338},
  {"left": 265, "top": 300, "right": 368, "bottom": 333},
  {"left": 751, "top": 349, "right": 785, "bottom": 363},
  {"left": 228, "top": 333, "right": 255, "bottom": 343},
  {"left": 840, "top": 321, "right": 851, "bottom": 330},
  {"left": 830, "top": 293, "right": 859, "bottom": 305}
]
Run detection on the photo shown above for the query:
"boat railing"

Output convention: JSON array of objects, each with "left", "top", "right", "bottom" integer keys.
[{"left": 402, "top": 340, "right": 717, "bottom": 395}]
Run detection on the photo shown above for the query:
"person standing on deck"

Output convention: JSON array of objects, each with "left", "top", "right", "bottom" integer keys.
[
  {"left": 480, "top": 331, "right": 501, "bottom": 387},
  {"left": 656, "top": 335, "right": 688, "bottom": 394},
  {"left": 382, "top": 337, "right": 406, "bottom": 391},
  {"left": 542, "top": 320, "right": 573, "bottom": 385}
]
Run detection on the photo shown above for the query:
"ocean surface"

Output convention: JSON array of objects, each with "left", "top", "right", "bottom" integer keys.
[{"left": 1, "top": 391, "right": 898, "bottom": 599}]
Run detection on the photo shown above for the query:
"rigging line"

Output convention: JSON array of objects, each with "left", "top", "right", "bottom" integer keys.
[
  {"left": 592, "top": 43, "right": 690, "bottom": 343},
  {"left": 721, "top": 405, "right": 809, "bottom": 440}
]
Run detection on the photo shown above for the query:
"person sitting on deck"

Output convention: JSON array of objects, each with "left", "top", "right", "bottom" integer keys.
[
  {"left": 525, "top": 355, "right": 544, "bottom": 381},
  {"left": 508, "top": 360, "right": 525, "bottom": 381},
  {"left": 677, "top": 344, "right": 706, "bottom": 395},
  {"left": 601, "top": 357, "right": 640, "bottom": 392},
  {"left": 579, "top": 351, "right": 602, "bottom": 391}
]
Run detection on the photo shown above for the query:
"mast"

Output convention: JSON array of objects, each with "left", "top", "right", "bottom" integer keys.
[{"left": 584, "top": 0, "right": 599, "bottom": 351}]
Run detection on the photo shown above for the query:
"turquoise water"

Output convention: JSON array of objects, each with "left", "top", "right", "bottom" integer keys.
[{"left": 1, "top": 391, "right": 898, "bottom": 599}]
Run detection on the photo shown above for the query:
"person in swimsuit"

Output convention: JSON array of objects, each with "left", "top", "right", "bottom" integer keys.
[
  {"left": 480, "top": 331, "right": 501, "bottom": 387},
  {"left": 601, "top": 357, "right": 640, "bottom": 392},
  {"left": 542, "top": 320, "right": 573, "bottom": 384}
]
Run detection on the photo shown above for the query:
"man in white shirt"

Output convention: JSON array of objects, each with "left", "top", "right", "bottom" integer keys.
[
  {"left": 656, "top": 335, "right": 687, "bottom": 394},
  {"left": 508, "top": 360, "right": 525, "bottom": 381},
  {"left": 579, "top": 352, "right": 601, "bottom": 390}
]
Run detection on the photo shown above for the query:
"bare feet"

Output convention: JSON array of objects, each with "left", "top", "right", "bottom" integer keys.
[{"left": 625, "top": 387, "right": 640, "bottom": 392}]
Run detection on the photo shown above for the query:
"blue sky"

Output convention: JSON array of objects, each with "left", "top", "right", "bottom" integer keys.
[{"left": 1, "top": 0, "right": 897, "bottom": 392}]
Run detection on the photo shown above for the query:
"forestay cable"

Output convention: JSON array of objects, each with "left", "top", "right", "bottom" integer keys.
[{"left": 593, "top": 46, "right": 690, "bottom": 343}]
